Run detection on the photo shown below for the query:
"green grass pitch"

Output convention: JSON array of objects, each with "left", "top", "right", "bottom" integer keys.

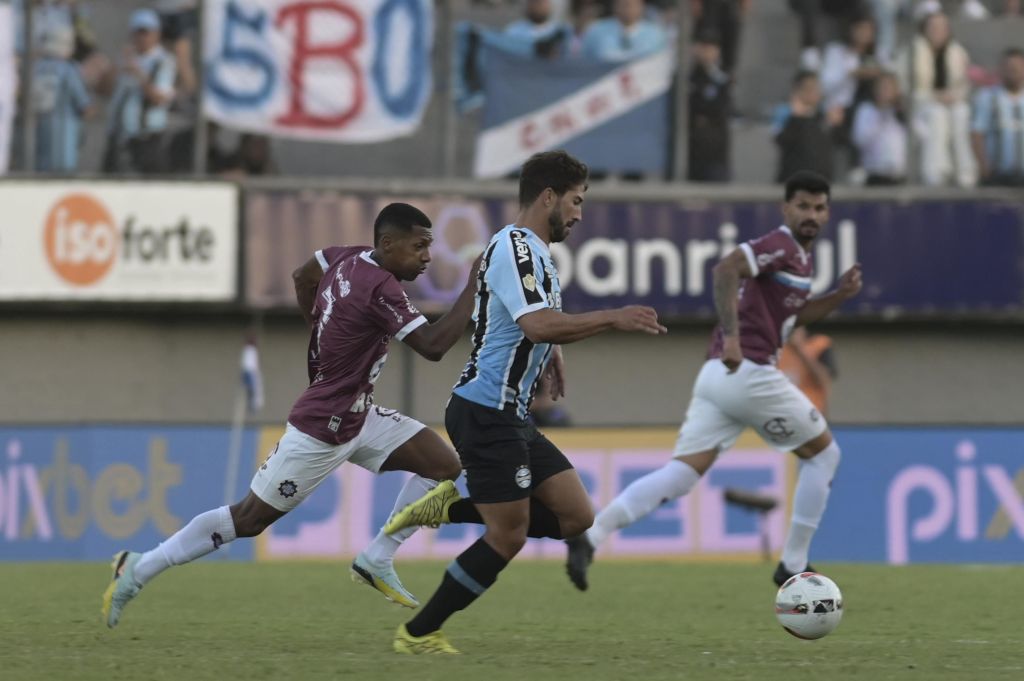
[{"left": 4, "top": 560, "right": 1022, "bottom": 680}]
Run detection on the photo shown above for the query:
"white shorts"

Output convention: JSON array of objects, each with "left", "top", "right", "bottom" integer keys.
[
  {"left": 251, "top": 407, "right": 425, "bottom": 512},
  {"left": 673, "top": 359, "right": 828, "bottom": 456}
]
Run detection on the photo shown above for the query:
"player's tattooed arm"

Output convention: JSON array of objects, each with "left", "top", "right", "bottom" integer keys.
[
  {"left": 713, "top": 249, "right": 754, "bottom": 373},
  {"left": 712, "top": 249, "right": 754, "bottom": 336},
  {"left": 292, "top": 256, "right": 323, "bottom": 327}
]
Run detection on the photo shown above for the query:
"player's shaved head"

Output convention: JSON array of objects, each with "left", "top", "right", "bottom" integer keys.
[
  {"left": 518, "top": 150, "right": 589, "bottom": 207},
  {"left": 374, "top": 203, "right": 432, "bottom": 245},
  {"left": 784, "top": 171, "right": 831, "bottom": 202}
]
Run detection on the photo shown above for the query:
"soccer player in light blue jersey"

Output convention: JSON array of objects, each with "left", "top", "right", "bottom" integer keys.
[{"left": 383, "top": 150, "right": 668, "bottom": 654}]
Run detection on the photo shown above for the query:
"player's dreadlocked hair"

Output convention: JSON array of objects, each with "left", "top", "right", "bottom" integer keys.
[
  {"left": 784, "top": 171, "right": 831, "bottom": 201},
  {"left": 518, "top": 151, "right": 589, "bottom": 207},
  {"left": 373, "top": 203, "right": 432, "bottom": 245}
]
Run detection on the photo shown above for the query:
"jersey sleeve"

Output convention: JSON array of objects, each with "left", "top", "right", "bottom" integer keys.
[
  {"left": 372, "top": 277, "right": 428, "bottom": 340},
  {"left": 739, "top": 230, "right": 798, "bottom": 277},
  {"left": 486, "top": 229, "right": 549, "bottom": 321}
]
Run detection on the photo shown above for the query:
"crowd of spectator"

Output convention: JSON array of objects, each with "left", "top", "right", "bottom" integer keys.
[
  {"left": 7, "top": 0, "right": 1024, "bottom": 187},
  {"left": 12, "top": 0, "right": 274, "bottom": 177},
  {"left": 773, "top": 0, "right": 1024, "bottom": 187}
]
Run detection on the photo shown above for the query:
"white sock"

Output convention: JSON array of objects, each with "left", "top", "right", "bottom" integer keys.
[
  {"left": 362, "top": 475, "right": 436, "bottom": 566},
  {"left": 782, "top": 441, "right": 841, "bottom": 573},
  {"left": 587, "top": 459, "right": 701, "bottom": 548},
  {"left": 134, "top": 506, "right": 237, "bottom": 586}
]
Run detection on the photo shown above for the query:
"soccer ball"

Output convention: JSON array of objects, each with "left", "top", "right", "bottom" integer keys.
[{"left": 774, "top": 572, "right": 844, "bottom": 640}]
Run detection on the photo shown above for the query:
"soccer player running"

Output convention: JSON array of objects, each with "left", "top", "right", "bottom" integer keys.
[
  {"left": 102, "top": 203, "right": 480, "bottom": 627},
  {"left": 566, "top": 171, "right": 863, "bottom": 591},
  {"left": 383, "top": 150, "right": 668, "bottom": 655}
]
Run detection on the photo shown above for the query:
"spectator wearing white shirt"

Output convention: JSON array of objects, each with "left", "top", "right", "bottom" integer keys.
[
  {"left": 820, "top": 15, "right": 881, "bottom": 116},
  {"left": 900, "top": 10, "right": 976, "bottom": 187},
  {"left": 581, "top": 0, "right": 667, "bottom": 62},
  {"left": 852, "top": 71, "right": 908, "bottom": 185}
]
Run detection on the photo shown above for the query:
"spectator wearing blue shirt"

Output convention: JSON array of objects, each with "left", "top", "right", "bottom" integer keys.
[
  {"left": 505, "top": 0, "right": 566, "bottom": 40},
  {"left": 972, "top": 48, "right": 1024, "bottom": 186},
  {"left": 14, "top": 0, "right": 74, "bottom": 55},
  {"left": 505, "top": 0, "right": 574, "bottom": 58},
  {"left": 101, "top": 8, "right": 176, "bottom": 174},
  {"left": 581, "top": 0, "right": 667, "bottom": 62},
  {"left": 32, "top": 24, "right": 93, "bottom": 172}
]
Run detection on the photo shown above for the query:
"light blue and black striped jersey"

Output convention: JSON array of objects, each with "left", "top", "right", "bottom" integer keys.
[{"left": 453, "top": 225, "right": 562, "bottom": 419}]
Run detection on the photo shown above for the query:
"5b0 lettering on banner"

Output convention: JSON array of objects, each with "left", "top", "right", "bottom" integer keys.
[
  {"left": 0, "top": 182, "right": 238, "bottom": 301},
  {"left": 203, "top": 0, "right": 433, "bottom": 142}
]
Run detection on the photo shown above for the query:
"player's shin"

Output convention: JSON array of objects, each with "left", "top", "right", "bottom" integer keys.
[
  {"left": 365, "top": 475, "right": 436, "bottom": 565},
  {"left": 781, "top": 441, "right": 841, "bottom": 573},
  {"left": 133, "top": 506, "right": 237, "bottom": 585},
  {"left": 405, "top": 537, "right": 509, "bottom": 636},
  {"left": 587, "top": 459, "right": 701, "bottom": 548}
]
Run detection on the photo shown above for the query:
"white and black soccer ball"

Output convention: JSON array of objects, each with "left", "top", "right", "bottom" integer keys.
[{"left": 774, "top": 572, "right": 844, "bottom": 640}]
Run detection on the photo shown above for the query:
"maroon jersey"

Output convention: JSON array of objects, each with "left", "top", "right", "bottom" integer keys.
[
  {"left": 288, "top": 246, "right": 426, "bottom": 444},
  {"left": 708, "top": 226, "right": 814, "bottom": 365}
]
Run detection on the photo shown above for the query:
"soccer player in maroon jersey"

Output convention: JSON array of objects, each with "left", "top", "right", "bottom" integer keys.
[
  {"left": 102, "top": 203, "right": 480, "bottom": 627},
  {"left": 566, "top": 171, "right": 863, "bottom": 590}
]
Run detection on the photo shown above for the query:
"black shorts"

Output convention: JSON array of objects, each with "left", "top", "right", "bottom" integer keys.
[{"left": 445, "top": 394, "right": 574, "bottom": 504}]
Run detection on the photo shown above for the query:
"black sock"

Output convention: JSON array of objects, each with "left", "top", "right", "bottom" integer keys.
[
  {"left": 448, "top": 498, "right": 564, "bottom": 539},
  {"left": 406, "top": 537, "right": 508, "bottom": 637},
  {"left": 447, "top": 498, "right": 483, "bottom": 524}
]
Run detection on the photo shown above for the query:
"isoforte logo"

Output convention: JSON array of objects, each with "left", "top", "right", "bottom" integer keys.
[
  {"left": 41, "top": 192, "right": 219, "bottom": 288},
  {"left": 44, "top": 194, "right": 118, "bottom": 286}
]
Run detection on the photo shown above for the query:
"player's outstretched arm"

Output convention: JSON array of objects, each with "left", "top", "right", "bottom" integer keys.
[
  {"left": 795, "top": 263, "right": 863, "bottom": 327},
  {"left": 402, "top": 256, "right": 482, "bottom": 362},
  {"left": 292, "top": 256, "right": 324, "bottom": 326},
  {"left": 517, "top": 306, "right": 667, "bottom": 345}
]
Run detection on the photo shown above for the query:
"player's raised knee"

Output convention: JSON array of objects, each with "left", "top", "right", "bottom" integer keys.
[{"left": 433, "top": 456, "right": 462, "bottom": 482}]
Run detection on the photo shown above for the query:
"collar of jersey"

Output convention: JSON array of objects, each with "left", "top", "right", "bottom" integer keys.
[
  {"left": 360, "top": 250, "right": 378, "bottom": 267},
  {"left": 508, "top": 224, "right": 550, "bottom": 254},
  {"left": 778, "top": 224, "right": 810, "bottom": 264}
]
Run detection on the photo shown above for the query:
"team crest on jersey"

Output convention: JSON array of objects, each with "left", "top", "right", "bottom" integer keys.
[
  {"left": 328, "top": 415, "right": 342, "bottom": 432},
  {"left": 278, "top": 480, "right": 298, "bottom": 498},
  {"left": 522, "top": 273, "right": 537, "bottom": 292},
  {"left": 515, "top": 465, "right": 532, "bottom": 489}
]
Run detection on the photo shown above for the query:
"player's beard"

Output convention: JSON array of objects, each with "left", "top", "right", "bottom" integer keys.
[
  {"left": 549, "top": 205, "right": 570, "bottom": 243},
  {"left": 795, "top": 220, "right": 819, "bottom": 245}
]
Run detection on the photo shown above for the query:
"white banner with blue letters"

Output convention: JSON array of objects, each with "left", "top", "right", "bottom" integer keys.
[{"left": 203, "top": 0, "right": 432, "bottom": 142}]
